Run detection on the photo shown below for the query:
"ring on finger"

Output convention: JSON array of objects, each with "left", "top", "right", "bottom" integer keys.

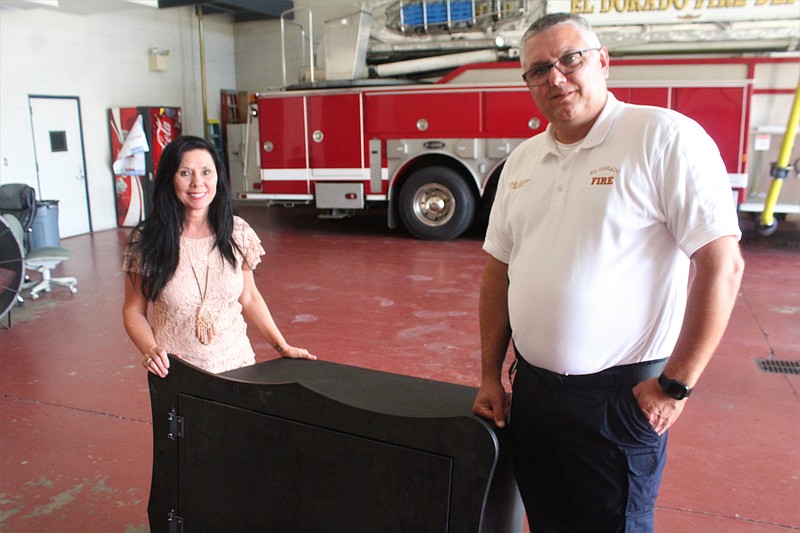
[{"left": 145, "top": 357, "right": 153, "bottom": 365}]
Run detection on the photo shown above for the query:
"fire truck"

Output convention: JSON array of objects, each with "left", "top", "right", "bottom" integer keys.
[
  {"left": 231, "top": 2, "right": 800, "bottom": 240},
  {"left": 235, "top": 56, "right": 796, "bottom": 240}
]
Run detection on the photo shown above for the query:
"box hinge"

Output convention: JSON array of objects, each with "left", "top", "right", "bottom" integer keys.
[
  {"left": 168, "top": 509, "right": 184, "bottom": 533},
  {"left": 167, "top": 408, "right": 184, "bottom": 440}
]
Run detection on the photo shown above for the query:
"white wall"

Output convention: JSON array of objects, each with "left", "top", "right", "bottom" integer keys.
[
  {"left": 234, "top": 19, "right": 289, "bottom": 92},
  {"left": 0, "top": 4, "right": 236, "bottom": 232}
]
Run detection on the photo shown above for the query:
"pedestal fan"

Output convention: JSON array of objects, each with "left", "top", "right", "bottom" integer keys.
[{"left": 0, "top": 216, "right": 24, "bottom": 327}]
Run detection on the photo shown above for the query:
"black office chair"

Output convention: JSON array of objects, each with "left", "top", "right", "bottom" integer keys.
[
  {"left": 0, "top": 184, "right": 36, "bottom": 248},
  {"left": 0, "top": 183, "right": 77, "bottom": 300}
]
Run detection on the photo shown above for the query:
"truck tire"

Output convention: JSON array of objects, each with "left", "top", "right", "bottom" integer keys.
[{"left": 398, "top": 166, "right": 475, "bottom": 240}]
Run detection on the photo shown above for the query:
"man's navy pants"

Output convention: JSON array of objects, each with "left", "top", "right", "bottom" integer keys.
[{"left": 510, "top": 356, "right": 668, "bottom": 533}]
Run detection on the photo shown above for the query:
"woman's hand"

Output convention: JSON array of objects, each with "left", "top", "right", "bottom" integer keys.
[
  {"left": 142, "top": 346, "right": 170, "bottom": 378},
  {"left": 276, "top": 344, "right": 317, "bottom": 360}
]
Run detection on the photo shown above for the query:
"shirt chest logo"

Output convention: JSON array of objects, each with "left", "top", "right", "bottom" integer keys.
[{"left": 589, "top": 165, "right": 620, "bottom": 186}]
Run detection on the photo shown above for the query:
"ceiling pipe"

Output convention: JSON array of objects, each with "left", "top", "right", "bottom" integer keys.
[{"left": 372, "top": 49, "right": 500, "bottom": 78}]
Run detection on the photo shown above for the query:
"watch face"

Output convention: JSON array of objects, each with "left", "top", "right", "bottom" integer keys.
[
  {"left": 665, "top": 381, "right": 689, "bottom": 400},
  {"left": 659, "top": 374, "right": 691, "bottom": 400}
]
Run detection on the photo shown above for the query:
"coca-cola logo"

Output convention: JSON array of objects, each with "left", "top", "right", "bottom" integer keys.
[{"left": 155, "top": 115, "right": 173, "bottom": 149}]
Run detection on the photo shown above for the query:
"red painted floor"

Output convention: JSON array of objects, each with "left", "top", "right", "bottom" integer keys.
[{"left": 1, "top": 205, "right": 798, "bottom": 532}]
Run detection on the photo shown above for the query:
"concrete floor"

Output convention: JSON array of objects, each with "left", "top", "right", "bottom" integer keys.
[{"left": 0, "top": 205, "right": 798, "bottom": 532}]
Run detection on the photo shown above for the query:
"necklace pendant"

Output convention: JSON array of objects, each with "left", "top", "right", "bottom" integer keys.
[{"left": 196, "top": 303, "right": 216, "bottom": 345}]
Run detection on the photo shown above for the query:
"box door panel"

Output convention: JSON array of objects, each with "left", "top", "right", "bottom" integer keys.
[{"left": 176, "top": 394, "right": 452, "bottom": 531}]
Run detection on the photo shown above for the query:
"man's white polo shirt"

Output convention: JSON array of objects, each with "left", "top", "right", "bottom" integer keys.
[{"left": 484, "top": 94, "right": 741, "bottom": 375}]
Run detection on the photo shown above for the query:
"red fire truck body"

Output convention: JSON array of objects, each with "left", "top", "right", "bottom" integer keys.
[{"left": 244, "top": 55, "right": 798, "bottom": 240}]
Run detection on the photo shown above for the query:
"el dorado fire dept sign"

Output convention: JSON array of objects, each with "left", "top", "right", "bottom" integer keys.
[{"left": 546, "top": 0, "right": 798, "bottom": 24}]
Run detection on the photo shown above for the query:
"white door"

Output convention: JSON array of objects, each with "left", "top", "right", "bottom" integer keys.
[{"left": 29, "top": 96, "right": 92, "bottom": 238}]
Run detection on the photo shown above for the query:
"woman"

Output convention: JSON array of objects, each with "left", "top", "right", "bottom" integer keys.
[{"left": 123, "top": 135, "right": 315, "bottom": 377}]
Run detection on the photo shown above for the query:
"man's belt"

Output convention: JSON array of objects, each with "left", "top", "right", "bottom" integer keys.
[{"left": 514, "top": 351, "right": 667, "bottom": 388}]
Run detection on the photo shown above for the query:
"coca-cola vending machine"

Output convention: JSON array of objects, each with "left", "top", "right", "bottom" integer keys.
[{"left": 109, "top": 106, "right": 181, "bottom": 226}]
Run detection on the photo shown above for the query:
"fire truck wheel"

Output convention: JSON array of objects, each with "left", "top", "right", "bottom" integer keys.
[{"left": 398, "top": 167, "right": 475, "bottom": 240}]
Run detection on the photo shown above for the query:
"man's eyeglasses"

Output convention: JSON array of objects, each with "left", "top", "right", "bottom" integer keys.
[{"left": 521, "top": 48, "right": 600, "bottom": 87}]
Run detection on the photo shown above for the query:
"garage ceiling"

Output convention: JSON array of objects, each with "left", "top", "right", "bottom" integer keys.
[
  {"left": 157, "top": 0, "right": 293, "bottom": 21},
  {"left": 0, "top": 0, "right": 293, "bottom": 21}
]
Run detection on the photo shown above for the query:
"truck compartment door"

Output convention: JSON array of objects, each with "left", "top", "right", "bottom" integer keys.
[
  {"left": 307, "top": 93, "right": 363, "bottom": 172},
  {"left": 259, "top": 96, "right": 309, "bottom": 194},
  {"left": 673, "top": 86, "right": 747, "bottom": 175}
]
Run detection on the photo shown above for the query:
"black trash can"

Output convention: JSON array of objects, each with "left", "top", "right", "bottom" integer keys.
[{"left": 30, "top": 200, "right": 61, "bottom": 249}]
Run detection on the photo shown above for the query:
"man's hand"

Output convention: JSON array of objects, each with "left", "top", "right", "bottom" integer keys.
[
  {"left": 632, "top": 378, "right": 687, "bottom": 435},
  {"left": 473, "top": 380, "right": 511, "bottom": 428}
]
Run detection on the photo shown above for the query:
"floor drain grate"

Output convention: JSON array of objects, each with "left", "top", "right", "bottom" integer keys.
[{"left": 755, "top": 358, "right": 800, "bottom": 375}]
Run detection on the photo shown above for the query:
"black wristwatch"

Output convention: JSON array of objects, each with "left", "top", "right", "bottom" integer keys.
[{"left": 658, "top": 373, "right": 692, "bottom": 400}]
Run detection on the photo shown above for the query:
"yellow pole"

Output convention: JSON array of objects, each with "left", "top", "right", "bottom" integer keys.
[
  {"left": 759, "top": 80, "right": 800, "bottom": 233},
  {"left": 776, "top": 82, "right": 800, "bottom": 168}
]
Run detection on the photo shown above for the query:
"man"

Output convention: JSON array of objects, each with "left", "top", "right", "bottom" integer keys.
[{"left": 472, "top": 12, "right": 744, "bottom": 532}]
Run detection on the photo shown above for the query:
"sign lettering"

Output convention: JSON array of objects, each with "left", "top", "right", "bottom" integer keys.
[{"left": 551, "top": 0, "right": 796, "bottom": 24}]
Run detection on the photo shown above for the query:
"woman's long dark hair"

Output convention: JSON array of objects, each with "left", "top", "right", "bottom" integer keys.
[{"left": 126, "top": 135, "right": 241, "bottom": 301}]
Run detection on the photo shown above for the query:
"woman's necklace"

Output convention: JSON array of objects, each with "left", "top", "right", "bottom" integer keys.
[{"left": 188, "top": 245, "right": 216, "bottom": 345}]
